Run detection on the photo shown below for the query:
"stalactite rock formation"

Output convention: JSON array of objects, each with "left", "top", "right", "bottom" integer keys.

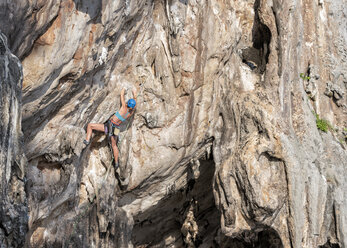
[{"left": 0, "top": 0, "right": 346, "bottom": 247}]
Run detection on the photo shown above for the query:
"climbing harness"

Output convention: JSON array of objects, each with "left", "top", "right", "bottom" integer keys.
[{"left": 104, "top": 119, "right": 119, "bottom": 138}]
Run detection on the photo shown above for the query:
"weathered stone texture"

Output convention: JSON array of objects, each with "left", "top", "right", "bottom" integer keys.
[
  {"left": 0, "top": 31, "right": 27, "bottom": 248},
  {"left": 0, "top": 0, "right": 346, "bottom": 247}
]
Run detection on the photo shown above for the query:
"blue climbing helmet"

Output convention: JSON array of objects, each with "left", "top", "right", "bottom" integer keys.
[{"left": 127, "top": 99, "right": 136, "bottom": 108}]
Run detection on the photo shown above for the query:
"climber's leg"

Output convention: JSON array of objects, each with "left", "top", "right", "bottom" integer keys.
[
  {"left": 110, "top": 135, "right": 119, "bottom": 165},
  {"left": 85, "top": 123, "right": 105, "bottom": 144}
]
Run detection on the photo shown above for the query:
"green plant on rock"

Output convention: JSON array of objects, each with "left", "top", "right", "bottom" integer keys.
[
  {"left": 314, "top": 113, "right": 330, "bottom": 132},
  {"left": 300, "top": 73, "right": 311, "bottom": 81}
]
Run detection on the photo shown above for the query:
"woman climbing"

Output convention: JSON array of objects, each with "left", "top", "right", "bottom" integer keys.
[{"left": 83, "top": 87, "right": 137, "bottom": 166}]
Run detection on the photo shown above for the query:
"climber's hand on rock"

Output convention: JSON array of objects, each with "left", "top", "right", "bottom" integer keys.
[{"left": 132, "top": 87, "right": 137, "bottom": 97}]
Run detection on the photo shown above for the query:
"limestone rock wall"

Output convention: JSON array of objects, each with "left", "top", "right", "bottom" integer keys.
[
  {"left": 0, "top": 0, "right": 346, "bottom": 247},
  {"left": 0, "top": 32, "right": 27, "bottom": 247}
]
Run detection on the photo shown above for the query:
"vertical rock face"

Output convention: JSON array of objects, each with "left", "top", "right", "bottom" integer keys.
[
  {"left": 0, "top": 0, "right": 346, "bottom": 247},
  {"left": 0, "top": 32, "right": 27, "bottom": 247}
]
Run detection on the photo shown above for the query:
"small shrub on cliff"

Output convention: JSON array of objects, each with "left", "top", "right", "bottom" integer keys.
[
  {"left": 300, "top": 73, "right": 311, "bottom": 81},
  {"left": 314, "top": 113, "right": 330, "bottom": 132}
]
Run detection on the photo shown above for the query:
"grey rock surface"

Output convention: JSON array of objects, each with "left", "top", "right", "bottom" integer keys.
[
  {"left": 0, "top": 31, "right": 27, "bottom": 248},
  {"left": 0, "top": 0, "right": 346, "bottom": 247}
]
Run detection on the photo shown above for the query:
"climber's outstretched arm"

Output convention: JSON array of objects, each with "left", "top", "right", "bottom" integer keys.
[
  {"left": 120, "top": 88, "right": 126, "bottom": 108},
  {"left": 132, "top": 87, "right": 137, "bottom": 107},
  {"left": 127, "top": 87, "right": 138, "bottom": 118}
]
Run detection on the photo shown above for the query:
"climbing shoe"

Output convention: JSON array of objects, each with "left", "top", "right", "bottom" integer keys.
[
  {"left": 113, "top": 160, "right": 119, "bottom": 170},
  {"left": 246, "top": 61, "right": 257, "bottom": 70},
  {"left": 83, "top": 139, "right": 90, "bottom": 146}
]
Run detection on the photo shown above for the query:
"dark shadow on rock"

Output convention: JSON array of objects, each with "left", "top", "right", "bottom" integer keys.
[
  {"left": 216, "top": 228, "right": 283, "bottom": 248},
  {"left": 319, "top": 239, "right": 341, "bottom": 248},
  {"left": 73, "top": 0, "right": 102, "bottom": 24},
  {"left": 131, "top": 159, "right": 220, "bottom": 247},
  {"left": 130, "top": 155, "right": 285, "bottom": 247},
  {"left": 241, "top": 0, "right": 271, "bottom": 74}
]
